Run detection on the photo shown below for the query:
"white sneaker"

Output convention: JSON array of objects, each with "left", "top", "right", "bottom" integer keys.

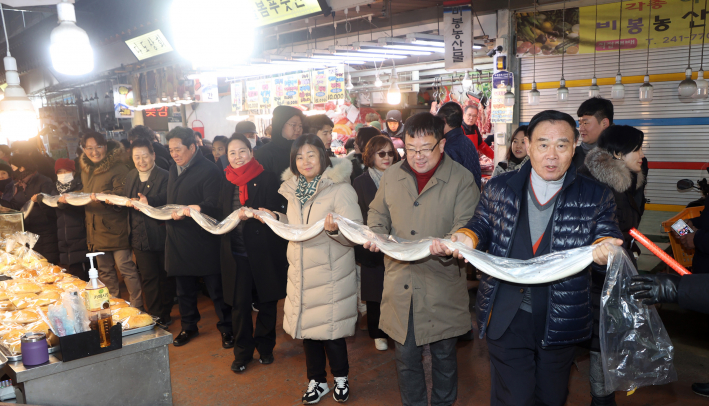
[
  {"left": 302, "top": 380, "right": 329, "bottom": 404},
  {"left": 374, "top": 338, "right": 388, "bottom": 351},
  {"left": 333, "top": 376, "right": 349, "bottom": 403}
]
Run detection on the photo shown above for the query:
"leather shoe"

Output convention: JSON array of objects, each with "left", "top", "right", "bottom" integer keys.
[
  {"left": 692, "top": 382, "right": 709, "bottom": 397},
  {"left": 259, "top": 353, "right": 274, "bottom": 364},
  {"left": 222, "top": 332, "right": 235, "bottom": 349},
  {"left": 173, "top": 330, "right": 199, "bottom": 347}
]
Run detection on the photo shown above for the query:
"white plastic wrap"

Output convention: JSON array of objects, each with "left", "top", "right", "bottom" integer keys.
[{"left": 600, "top": 247, "right": 677, "bottom": 392}]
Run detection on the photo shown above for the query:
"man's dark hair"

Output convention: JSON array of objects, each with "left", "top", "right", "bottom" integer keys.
[
  {"left": 598, "top": 125, "right": 644, "bottom": 156},
  {"left": 289, "top": 134, "right": 332, "bottom": 176},
  {"left": 528, "top": 110, "right": 579, "bottom": 142},
  {"left": 227, "top": 133, "right": 253, "bottom": 153},
  {"left": 127, "top": 125, "right": 157, "bottom": 142},
  {"left": 436, "top": 101, "right": 464, "bottom": 129},
  {"left": 213, "top": 135, "right": 229, "bottom": 146},
  {"left": 0, "top": 145, "right": 10, "bottom": 156},
  {"left": 305, "top": 114, "right": 334, "bottom": 133},
  {"left": 119, "top": 139, "right": 131, "bottom": 151},
  {"left": 81, "top": 131, "right": 107, "bottom": 148},
  {"left": 355, "top": 127, "right": 382, "bottom": 153},
  {"left": 344, "top": 138, "right": 355, "bottom": 150},
  {"left": 130, "top": 137, "right": 154, "bottom": 154},
  {"left": 194, "top": 130, "right": 203, "bottom": 139},
  {"left": 577, "top": 97, "right": 614, "bottom": 124},
  {"left": 10, "top": 153, "right": 37, "bottom": 172},
  {"left": 404, "top": 112, "right": 445, "bottom": 141},
  {"left": 166, "top": 126, "right": 196, "bottom": 148}
]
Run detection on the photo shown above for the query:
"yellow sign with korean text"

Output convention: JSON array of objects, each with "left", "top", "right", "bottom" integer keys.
[
  {"left": 125, "top": 30, "right": 173, "bottom": 61},
  {"left": 253, "top": 0, "right": 323, "bottom": 27},
  {"left": 579, "top": 0, "right": 709, "bottom": 53}
]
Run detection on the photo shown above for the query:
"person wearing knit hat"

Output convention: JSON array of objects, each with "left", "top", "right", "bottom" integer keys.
[
  {"left": 254, "top": 105, "right": 305, "bottom": 182},
  {"left": 369, "top": 121, "right": 382, "bottom": 131},
  {"left": 382, "top": 110, "right": 405, "bottom": 139},
  {"left": 6, "top": 152, "right": 59, "bottom": 263},
  {"left": 42, "top": 158, "right": 90, "bottom": 280}
]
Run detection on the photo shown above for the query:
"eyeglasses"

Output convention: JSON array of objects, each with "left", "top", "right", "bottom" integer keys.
[
  {"left": 376, "top": 151, "right": 396, "bottom": 158},
  {"left": 84, "top": 146, "right": 105, "bottom": 153},
  {"left": 285, "top": 123, "right": 303, "bottom": 131},
  {"left": 405, "top": 140, "right": 441, "bottom": 157}
]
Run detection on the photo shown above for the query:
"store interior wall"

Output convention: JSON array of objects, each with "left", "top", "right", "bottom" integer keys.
[{"left": 184, "top": 95, "right": 236, "bottom": 140}]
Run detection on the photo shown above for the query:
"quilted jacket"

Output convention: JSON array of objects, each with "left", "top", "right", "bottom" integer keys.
[{"left": 459, "top": 161, "right": 622, "bottom": 346}]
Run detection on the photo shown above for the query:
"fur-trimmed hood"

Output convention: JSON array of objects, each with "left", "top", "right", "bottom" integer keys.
[
  {"left": 584, "top": 147, "right": 645, "bottom": 193},
  {"left": 80, "top": 140, "right": 125, "bottom": 176}
]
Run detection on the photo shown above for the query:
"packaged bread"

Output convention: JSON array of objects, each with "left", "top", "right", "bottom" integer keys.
[
  {"left": 39, "top": 265, "right": 63, "bottom": 275},
  {"left": 1, "top": 329, "right": 26, "bottom": 354},
  {"left": 0, "top": 291, "right": 8, "bottom": 301},
  {"left": 0, "top": 310, "right": 40, "bottom": 324},
  {"left": 111, "top": 302, "right": 129, "bottom": 310},
  {"left": 121, "top": 314, "right": 154, "bottom": 329},
  {"left": 109, "top": 298, "right": 127, "bottom": 306},
  {"left": 25, "top": 320, "right": 51, "bottom": 336},
  {"left": 8, "top": 282, "right": 42, "bottom": 294},
  {"left": 40, "top": 284, "right": 64, "bottom": 293},
  {"left": 112, "top": 307, "right": 141, "bottom": 323},
  {"left": 37, "top": 291, "right": 61, "bottom": 303},
  {"left": 36, "top": 274, "right": 63, "bottom": 284},
  {"left": 0, "top": 302, "right": 14, "bottom": 311},
  {"left": 47, "top": 330, "right": 59, "bottom": 347}
]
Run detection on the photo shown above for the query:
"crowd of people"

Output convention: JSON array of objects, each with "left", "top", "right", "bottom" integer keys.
[{"left": 6, "top": 95, "right": 708, "bottom": 406}]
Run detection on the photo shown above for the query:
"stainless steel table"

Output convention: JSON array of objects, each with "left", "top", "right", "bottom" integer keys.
[{"left": 0, "top": 328, "right": 173, "bottom": 406}]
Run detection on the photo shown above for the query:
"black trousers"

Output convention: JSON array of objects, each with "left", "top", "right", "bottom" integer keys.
[
  {"left": 176, "top": 274, "right": 233, "bottom": 334},
  {"left": 134, "top": 249, "right": 176, "bottom": 320},
  {"left": 64, "top": 261, "right": 89, "bottom": 282},
  {"left": 366, "top": 301, "right": 388, "bottom": 339},
  {"left": 303, "top": 338, "right": 349, "bottom": 382},
  {"left": 487, "top": 310, "right": 576, "bottom": 406},
  {"left": 232, "top": 254, "right": 278, "bottom": 363}
]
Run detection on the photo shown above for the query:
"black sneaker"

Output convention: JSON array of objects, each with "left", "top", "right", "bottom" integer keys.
[
  {"left": 230, "top": 358, "right": 253, "bottom": 374},
  {"left": 259, "top": 353, "right": 274, "bottom": 364},
  {"left": 302, "top": 380, "right": 329, "bottom": 404},
  {"left": 333, "top": 376, "right": 349, "bottom": 403}
]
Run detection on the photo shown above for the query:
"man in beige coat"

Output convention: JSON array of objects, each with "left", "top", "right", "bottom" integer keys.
[{"left": 365, "top": 113, "right": 480, "bottom": 406}]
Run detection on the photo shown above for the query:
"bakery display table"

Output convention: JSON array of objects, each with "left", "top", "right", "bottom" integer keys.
[{"left": 0, "top": 328, "right": 173, "bottom": 405}]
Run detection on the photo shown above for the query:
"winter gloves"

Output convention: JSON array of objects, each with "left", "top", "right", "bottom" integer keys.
[{"left": 629, "top": 274, "right": 681, "bottom": 305}]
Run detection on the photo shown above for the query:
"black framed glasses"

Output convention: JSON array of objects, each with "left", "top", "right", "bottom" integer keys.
[
  {"left": 376, "top": 151, "right": 396, "bottom": 158},
  {"left": 405, "top": 140, "right": 441, "bottom": 157}
]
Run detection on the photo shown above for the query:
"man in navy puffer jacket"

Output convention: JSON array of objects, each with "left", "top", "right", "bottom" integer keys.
[{"left": 435, "top": 110, "right": 623, "bottom": 406}]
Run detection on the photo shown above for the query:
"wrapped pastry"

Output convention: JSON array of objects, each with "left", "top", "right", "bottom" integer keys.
[
  {"left": 1, "top": 329, "right": 26, "bottom": 354},
  {"left": 40, "top": 284, "right": 63, "bottom": 293},
  {"left": 109, "top": 298, "right": 127, "bottom": 306},
  {"left": 25, "top": 320, "right": 51, "bottom": 336},
  {"left": 110, "top": 302, "right": 129, "bottom": 310},
  {"left": 0, "top": 302, "right": 15, "bottom": 311},
  {"left": 121, "top": 314, "right": 154, "bottom": 329},
  {"left": 36, "top": 274, "right": 63, "bottom": 284},
  {"left": 8, "top": 282, "right": 42, "bottom": 294},
  {"left": 1, "top": 310, "right": 40, "bottom": 324},
  {"left": 112, "top": 307, "right": 141, "bottom": 323},
  {"left": 0, "top": 290, "right": 8, "bottom": 301},
  {"left": 37, "top": 291, "right": 61, "bottom": 303}
]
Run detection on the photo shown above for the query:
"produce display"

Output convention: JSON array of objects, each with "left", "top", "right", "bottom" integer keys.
[
  {"left": 516, "top": 9, "right": 580, "bottom": 56},
  {"left": 0, "top": 232, "right": 154, "bottom": 356}
]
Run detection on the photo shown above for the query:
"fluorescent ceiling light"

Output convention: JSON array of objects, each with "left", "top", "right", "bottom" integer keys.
[
  {"left": 356, "top": 47, "right": 431, "bottom": 56},
  {"left": 384, "top": 44, "right": 443, "bottom": 53}
]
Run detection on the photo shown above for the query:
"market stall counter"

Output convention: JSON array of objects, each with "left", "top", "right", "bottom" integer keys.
[{"left": 0, "top": 328, "right": 173, "bottom": 405}]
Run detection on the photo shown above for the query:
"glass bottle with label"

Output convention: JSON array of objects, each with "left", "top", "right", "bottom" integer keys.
[{"left": 84, "top": 252, "right": 113, "bottom": 347}]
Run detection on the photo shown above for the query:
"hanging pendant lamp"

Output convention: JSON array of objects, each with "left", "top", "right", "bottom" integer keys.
[
  {"left": 387, "top": 66, "right": 401, "bottom": 105},
  {"left": 589, "top": 0, "right": 600, "bottom": 97},
  {"left": 611, "top": 0, "right": 625, "bottom": 99},
  {"left": 557, "top": 0, "right": 569, "bottom": 102},
  {"left": 504, "top": 84, "right": 515, "bottom": 106},
  {"left": 639, "top": 2, "right": 654, "bottom": 101},
  {"left": 695, "top": 0, "right": 709, "bottom": 98},
  {"left": 462, "top": 71, "right": 473, "bottom": 90},
  {"left": 679, "top": 0, "right": 698, "bottom": 96},
  {"left": 528, "top": 0, "right": 540, "bottom": 105}
]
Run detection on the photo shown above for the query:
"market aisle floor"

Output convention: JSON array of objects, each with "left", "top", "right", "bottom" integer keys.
[{"left": 160, "top": 293, "right": 709, "bottom": 406}]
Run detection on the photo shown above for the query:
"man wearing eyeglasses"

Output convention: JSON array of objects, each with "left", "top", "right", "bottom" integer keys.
[{"left": 364, "top": 112, "right": 479, "bottom": 406}]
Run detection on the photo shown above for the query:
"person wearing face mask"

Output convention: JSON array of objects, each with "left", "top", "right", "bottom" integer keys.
[
  {"left": 256, "top": 134, "right": 362, "bottom": 404},
  {"left": 577, "top": 125, "right": 647, "bottom": 406},
  {"left": 41, "top": 159, "right": 90, "bottom": 280},
  {"left": 8, "top": 154, "right": 59, "bottom": 263},
  {"left": 353, "top": 135, "right": 401, "bottom": 352},
  {"left": 0, "top": 163, "right": 14, "bottom": 200},
  {"left": 492, "top": 126, "right": 530, "bottom": 177},
  {"left": 254, "top": 106, "right": 305, "bottom": 182},
  {"left": 217, "top": 133, "right": 287, "bottom": 373},
  {"left": 124, "top": 138, "right": 174, "bottom": 330}
]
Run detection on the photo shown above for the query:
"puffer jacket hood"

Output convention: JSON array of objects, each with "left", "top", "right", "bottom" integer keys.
[
  {"left": 278, "top": 157, "right": 363, "bottom": 340},
  {"left": 271, "top": 105, "right": 305, "bottom": 144},
  {"left": 460, "top": 160, "right": 623, "bottom": 346},
  {"left": 583, "top": 147, "right": 645, "bottom": 194},
  {"left": 80, "top": 140, "right": 124, "bottom": 175}
]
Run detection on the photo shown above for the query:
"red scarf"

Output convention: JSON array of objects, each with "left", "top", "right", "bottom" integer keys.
[{"left": 224, "top": 159, "right": 264, "bottom": 205}]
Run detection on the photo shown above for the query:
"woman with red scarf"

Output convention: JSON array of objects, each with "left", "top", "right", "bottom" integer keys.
[{"left": 218, "top": 133, "right": 288, "bottom": 374}]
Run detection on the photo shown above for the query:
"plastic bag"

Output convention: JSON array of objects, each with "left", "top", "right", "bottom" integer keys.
[
  {"left": 46, "top": 291, "right": 89, "bottom": 337},
  {"left": 600, "top": 247, "right": 677, "bottom": 392}
]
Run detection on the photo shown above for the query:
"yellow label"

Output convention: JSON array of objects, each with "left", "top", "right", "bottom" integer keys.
[{"left": 85, "top": 287, "right": 110, "bottom": 311}]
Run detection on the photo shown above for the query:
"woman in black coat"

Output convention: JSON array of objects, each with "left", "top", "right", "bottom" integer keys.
[
  {"left": 578, "top": 125, "right": 647, "bottom": 406},
  {"left": 352, "top": 135, "right": 400, "bottom": 351},
  {"left": 218, "top": 133, "right": 288, "bottom": 373},
  {"left": 9, "top": 153, "right": 59, "bottom": 263},
  {"left": 124, "top": 138, "right": 175, "bottom": 328}
]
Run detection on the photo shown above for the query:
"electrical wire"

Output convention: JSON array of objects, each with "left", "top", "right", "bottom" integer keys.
[
  {"left": 561, "top": 0, "right": 566, "bottom": 78},
  {"left": 701, "top": 0, "right": 707, "bottom": 70},
  {"left": 617, "top": 0, "right": 622, "bottom": 75},
  {"left": 593, "top": 0, "right": 597, "bottom": 77},
  {"left": 645, "top": 0, "right": 652, "bottom": 76},
  {"left": 688, "top": 0, "right": 695, "bottom": 69},
  {"left": 533, "top": 0, "right": 537, "bottom": 83}
]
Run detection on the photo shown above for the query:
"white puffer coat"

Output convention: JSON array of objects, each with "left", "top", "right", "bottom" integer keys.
[{"left": 278, "top": 158, "right": 363, "bottom": 340}]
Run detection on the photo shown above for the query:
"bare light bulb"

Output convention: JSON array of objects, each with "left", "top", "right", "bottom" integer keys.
[
  {"left": 611, "top": 74, "right": 625, "bottom": 99},
  {"left": 345, "top": 73, "right": 354, "bottom": 90},
  {"left": 639, "top": 75, "right": 653, "bottom": 102},
  {"left": 695, "top": 70, "right": 709, "bottom": 99},
  {"left": 528, "top": 82, "right": 540, "bottom": 106},
  {"left": 462, "top": 71, "right": 473, "bottom": 90},
  {"left": 504, "top": 85, "right": 515, "bottom": 106},
  {"left": 678, "top": 68, "right": 697, "bottom": 97},
  {"left": 557, "top": 78, "right": 569, "bottom": 102},
  {"left": 374, "top": 74, "right": 382, "bottom": 88},
  {"left": 588, "top": 77, "right": 600, "bottom": 98}
]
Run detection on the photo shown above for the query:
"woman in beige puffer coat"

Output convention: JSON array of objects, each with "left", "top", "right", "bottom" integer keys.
[{"left": 259, "top": 134, "right": 362, "bottom": 404}]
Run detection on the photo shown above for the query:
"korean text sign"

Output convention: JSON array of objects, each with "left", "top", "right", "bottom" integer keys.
[
  {"left": 444, "top": 5, "right": 473, "bottom": 71},
  {"left": 125, "top": 30, "right": 173, "bottom": 61},
  {"left": 252, "top": 0, "right": 323, "bottom": 27}
]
